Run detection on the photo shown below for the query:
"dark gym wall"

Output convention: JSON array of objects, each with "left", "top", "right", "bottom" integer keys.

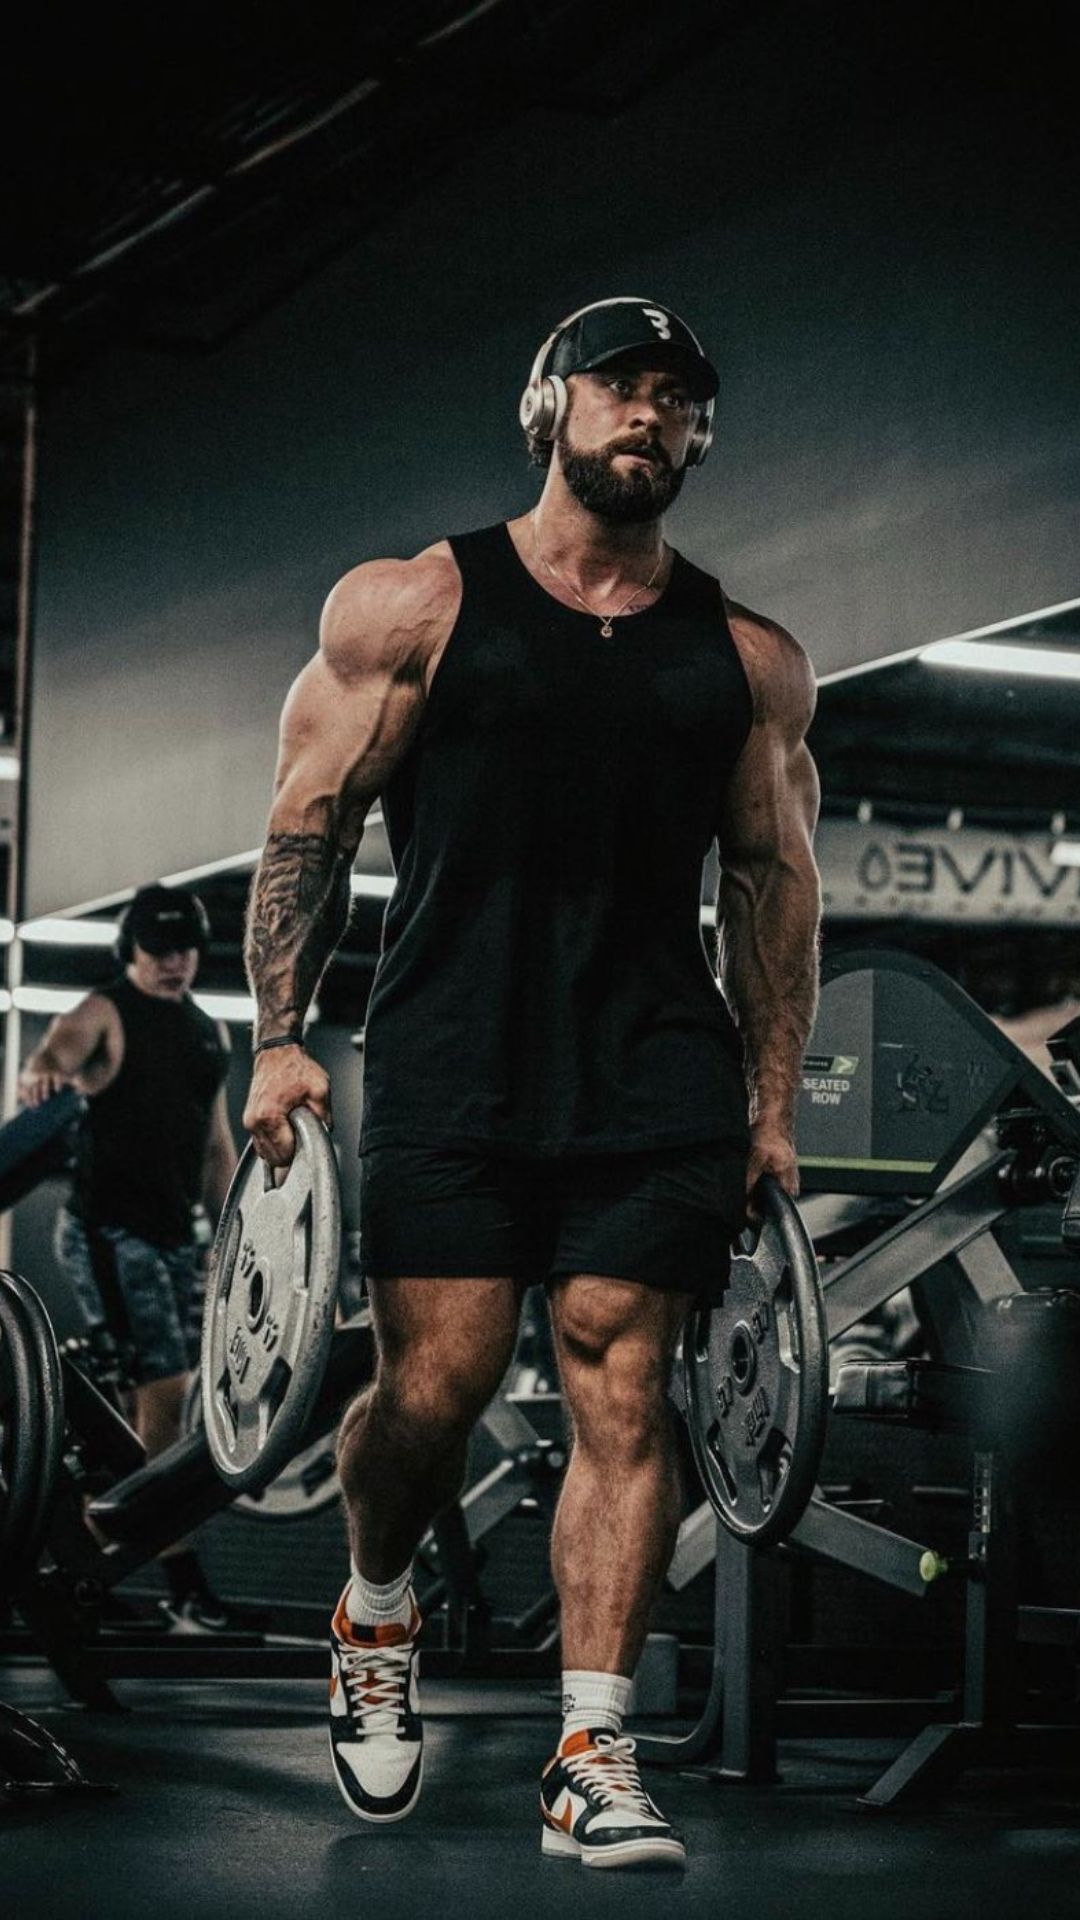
[{"left": 27, "top": 8, "right": 1079, "bottom": 913}]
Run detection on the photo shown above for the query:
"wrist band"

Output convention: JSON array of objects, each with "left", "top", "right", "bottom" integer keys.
[{"left": 253, "top": 1032, "right": 304, "bottom": 1057}]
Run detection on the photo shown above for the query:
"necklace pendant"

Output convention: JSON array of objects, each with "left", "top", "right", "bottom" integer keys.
[{"left": 599, "top": 619, "right": 613, "bottom": 638}]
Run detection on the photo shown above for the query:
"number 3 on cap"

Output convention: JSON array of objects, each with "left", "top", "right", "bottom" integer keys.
[{"left": 642, "top": 307, "right": 672, "bottom": 340}]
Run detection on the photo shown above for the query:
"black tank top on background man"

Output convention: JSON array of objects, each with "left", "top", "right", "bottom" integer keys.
[
  {"left": 73, "top": 977, "right": 228, "bottom": 1245},
  {"left": 359, "top": 522, "right": 755, "bottom": 1158}
]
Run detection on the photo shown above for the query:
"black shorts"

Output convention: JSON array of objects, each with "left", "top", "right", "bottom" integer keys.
[{"left": 359, "top": 1140, "right": 749, "bottom": 1306}]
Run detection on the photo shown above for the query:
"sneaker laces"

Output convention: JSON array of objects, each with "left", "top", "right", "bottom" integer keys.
[
  {"left": 338, "top": 1640, "right": 413, "bottom": 1734},
  {"left": 562, "top": 1735, "right": 654, "bottom": 1814}
]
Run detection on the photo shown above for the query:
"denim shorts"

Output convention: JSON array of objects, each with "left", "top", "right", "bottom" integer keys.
[
  {"left": 359, "top": 1140, "right": 749, "bottom": 1306},
  {"left": 56, "top": 1207, "right": 204, "bottom": 1386}
]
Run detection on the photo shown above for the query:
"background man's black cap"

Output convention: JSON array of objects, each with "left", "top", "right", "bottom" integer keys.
[
  {"left": 125, "top": 884, "right": 209, "bottom": 956},
  {"left": 548, "top": 300, "right": 719, "bottom": 400}
]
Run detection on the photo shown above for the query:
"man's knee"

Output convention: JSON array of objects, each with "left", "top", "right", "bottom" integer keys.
[
  {"left": 553, "top": 1279, "right": 683, "bottom": 1455},
  {"left": 358, "top": 1340, "right": 510, "bottom": 1458}
]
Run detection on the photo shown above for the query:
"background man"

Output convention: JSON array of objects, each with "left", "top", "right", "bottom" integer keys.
[
  {"left": 243, "top": 297, "right": 821, "bottom": 1864},
  {"left": 19, "top": 882, "right": 237, "bottom": 1628}
]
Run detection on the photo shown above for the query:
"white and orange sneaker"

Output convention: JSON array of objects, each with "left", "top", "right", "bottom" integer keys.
[
  {"left": 540, "top": 1728, "right": 686, "bottom": 1869},
  {"left": 328, "top": 1587, "right": 423, "bottom": 1822}
]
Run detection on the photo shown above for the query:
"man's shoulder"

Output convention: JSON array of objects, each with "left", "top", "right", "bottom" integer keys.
[
  {"left": 79, "top": 983, "right": 124, "bottom": 1025},
  {"left": 722, "top": 597, "right": 815, "bottom": 731},
  {"left": 320, "top": 540, "right": 463, "bottom": 678}
]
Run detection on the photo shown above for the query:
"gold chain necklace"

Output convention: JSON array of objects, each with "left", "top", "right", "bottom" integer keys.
[{"left": 530, "top": 516, "right": 664, "bottom": 638}]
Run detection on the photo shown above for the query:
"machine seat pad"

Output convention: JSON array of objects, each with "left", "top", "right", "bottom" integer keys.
[{"left": 833, "top": 1360, "right": 993, "bottom": 1432}]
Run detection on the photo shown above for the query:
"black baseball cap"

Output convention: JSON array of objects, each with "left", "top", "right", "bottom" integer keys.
[
  {"left": 125, "top": 884, "right": 209, "bottom": 956},
  {"left": 547, "top": 299, "right": 719, "bottom": 400}
]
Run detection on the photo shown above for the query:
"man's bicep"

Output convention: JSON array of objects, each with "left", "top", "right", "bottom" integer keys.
[{"left": 40, "top": 995, "right": 116, "bottom": 1072}]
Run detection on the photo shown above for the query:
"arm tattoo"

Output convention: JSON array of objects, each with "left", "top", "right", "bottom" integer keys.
[{"left": 245, "top": 829, "right": 354, "bottom": 1044}]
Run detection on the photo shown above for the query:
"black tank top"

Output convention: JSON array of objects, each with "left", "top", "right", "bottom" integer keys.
[
  {"left": 73, "top": 977, "right": 228, "bottom": 1244},
  {"left": 359, "top": 522, "right": 754, "bottom": 1157}
]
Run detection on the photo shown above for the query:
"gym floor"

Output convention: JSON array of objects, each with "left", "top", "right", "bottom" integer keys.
[{"left": 3, "top": 1669, "right": 1078, "bottom": 1920}]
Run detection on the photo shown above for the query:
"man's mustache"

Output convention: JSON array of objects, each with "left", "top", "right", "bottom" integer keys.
[{"left": 606, "top": 439, "right": 670, "bottom": 470}]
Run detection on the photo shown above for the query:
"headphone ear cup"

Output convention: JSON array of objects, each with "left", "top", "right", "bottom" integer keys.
[
  {"left": 544, "top": 373, "right": 567, "bottom": 443},
  {"left": 518, "top": 378, "right": 542, "bottom": 436},
  {"left": 194, "top": 896, "right": 211, "bottom": 956},
  {"left": 684, "top": 399, "right": 714, "bottom": 468},
  {"left": 519, "top": 372, "right": 567, "bottom": 447}
]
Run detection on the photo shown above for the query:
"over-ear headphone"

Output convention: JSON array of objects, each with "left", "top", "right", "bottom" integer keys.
[{"left": 518, "top": 296, "right": 716, "bottom": 469}]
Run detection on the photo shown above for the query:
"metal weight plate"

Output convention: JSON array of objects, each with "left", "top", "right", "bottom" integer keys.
[
  {"left": 0, "top": 1273, "right": 65, "bottom": 1571},
  {"left": 681, "top": 1176, "right": 828, "bottom": 1547},
  {"left": 0, "top": 1271, "right": 65, "bottom": 1579},
  {"left": 201, "top": 1108, "right": 341, "bottom": 1494},
  {"left": 183, "top": 1361, "right": 352, "bottom": 1520},
  {"left": 0, "top": 1286, "right": 45, "bottom": 1574},
  {"left": 236, "top": 1432, "right": 342, "bottom": 1519}
]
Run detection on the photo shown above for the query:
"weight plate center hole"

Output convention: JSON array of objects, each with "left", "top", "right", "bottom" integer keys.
[
  {"left": 246, "top": 1269, "right": 267, "bottom": 1331},
  {"left": 730, "top": 1323, "right": 757, "bottom": 1395}
]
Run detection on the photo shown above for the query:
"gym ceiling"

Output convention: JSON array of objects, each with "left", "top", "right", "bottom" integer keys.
[{"left": 3, "top": 1, "right": 749, "bottom": 371}]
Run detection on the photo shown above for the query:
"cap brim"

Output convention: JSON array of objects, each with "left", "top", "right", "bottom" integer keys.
[
  {"left": 579, "top": 341, "right": 718, "bottom": 401},
  {"left": 135, "top": 930, "right": 199, "bottom": 955}
]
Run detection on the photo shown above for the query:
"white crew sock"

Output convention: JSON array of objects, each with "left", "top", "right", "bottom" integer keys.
[
  {"left": 345, "top": 1557, "right": 414, "bottom": 1631},
  {"left": 561, "top": 1669, "right": 633, "bottom": 1744}
]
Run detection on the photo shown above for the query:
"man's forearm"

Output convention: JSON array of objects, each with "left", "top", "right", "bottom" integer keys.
[
  {"left": 718, "top": 864, "right": 821, "bottom": 1132},
  {"left": 25, "top": 1039, "right": 65, "bottom": 1076},
  {"left": 23, "top": 1026, "right": 92, "bottom": 1082},
  {"left": 244, "top": 828, "right": 354, "bottom": 1045}
]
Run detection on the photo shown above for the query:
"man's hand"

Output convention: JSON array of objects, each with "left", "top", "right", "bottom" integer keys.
[
  {"left": 745, "top": 1117, "right": 799, "bottom": 1219},
  {"left": 243, "top": 1045, "right": 332, "bottom": 1169},
  {"left": 17, "top": 1065, "right": 79, "bottom": 1108}
]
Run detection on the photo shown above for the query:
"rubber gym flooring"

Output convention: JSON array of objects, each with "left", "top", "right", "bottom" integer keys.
[{"left": 2, "top": 1668, "right": 1078, "bottom": 1920}]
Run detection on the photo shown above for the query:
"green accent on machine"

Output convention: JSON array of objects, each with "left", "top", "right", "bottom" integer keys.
[{"left": 800, "top": 1156, "right": 936, "bottom": 1174}]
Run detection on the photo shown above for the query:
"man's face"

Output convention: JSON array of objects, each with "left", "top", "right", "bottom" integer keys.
[
  {"left": 555, "top": 358, "right": 698, "bottom": 523},
  {"left": 130, "top": 942, "right": 200, "bottom": 998}
]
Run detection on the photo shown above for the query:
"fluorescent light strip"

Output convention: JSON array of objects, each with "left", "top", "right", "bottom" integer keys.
[
  {"left": 161, "top": 825, "right": 388, "bottom": 893},
  {"left": 820, "top": 592, "right": 1080, "bottom": 689},
  {"left": 350, "top": 873, "right": 395, "bottom": 899},
  {"left": 921, "top": 639, "right": 1080, "bottom": 680},
  {"left": 14, "top": 986, "right": 84, "bottom": 1015},
  {"left": 1050, "top": 841, "right": 1080, "bottom": 868},
  {"left": 12, "top": 985, "right": 285, "bottom": 1024},
  {"left": 195, "top": 992, "right": 257, "bottom": 1022},
  {"left": 0, "top": 755, "right": 20, "bottom": 780},
  {"left": 159, "top": 849, "right": 262, "bottom": 887},
  {"left": 19, "top": 917, "right": 120, "bottom": 946}
]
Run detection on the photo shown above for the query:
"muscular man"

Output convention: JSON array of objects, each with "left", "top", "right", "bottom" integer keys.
[
  {"left": 244, "top": 298, "right": 821, "bottom": 1865},
  {"left": 20, "top": 883, "right": 238, "bottom": 1628}
]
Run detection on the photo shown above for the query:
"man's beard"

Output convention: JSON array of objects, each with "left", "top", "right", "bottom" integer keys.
[{"left": 556, "top": 425, "right": 686, "bottom": 524}]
